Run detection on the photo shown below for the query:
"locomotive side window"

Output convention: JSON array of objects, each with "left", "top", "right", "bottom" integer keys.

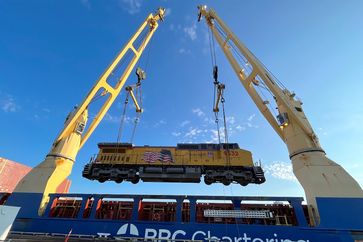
[{"left": 177, "top": 144, "right": 200, "bottom": 150}]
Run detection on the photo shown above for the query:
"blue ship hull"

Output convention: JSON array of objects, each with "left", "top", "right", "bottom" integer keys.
[
  {"left": 4, "top": 193, "right": 363, "bottom": 241},
  {"left": 12, "top": 218, "right": 358, "bottom": 241}
]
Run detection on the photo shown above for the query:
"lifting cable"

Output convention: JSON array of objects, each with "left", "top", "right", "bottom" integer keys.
[
  {"left": 207, "top": 22, "right": 241, "bottom": 240},
  {"left": 213, "top": 67, "right": 222, "bottom": 145},
  {"left": 220, "top": 88, "right": 231, "bottom": 167},
  {"left": 212, "top": 21, "right": 287, "bottom": 133},
  {"left": 87, "top": 30, "right": 152, "bottom": 147},
  {"left": 117, "top": 92, "right": 130, "bottom": 144},
  {"left": 130, "top": 112, "right": 141, "bottom": 143},
  {"left": 129, "top": 79, "right": 143, "bottom": 144},
  {"left": 115, "top": 28, "right": 153, "bottom": 144},
  {"left": 214, "top": 21, "right": 288, "bottom": 119},
  {"left": 127, "top": 31, "right": 154, "bottom": 144},
  {"left": 212, "top": 24, "right": 242, "bottom": 240},
  {"left": 116, "top": 67, "right": 146, "bottom": 144},
  {"left": 207, "top": 24, "right": 231, "bottom": 167},
  {"left": 208, "top": 25, "right": 222, "bottom": 144}
]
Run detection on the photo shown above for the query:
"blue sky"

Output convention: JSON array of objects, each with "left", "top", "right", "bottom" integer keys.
[{"left": 1, "top": 0, "right": 363, "bottom": 199}]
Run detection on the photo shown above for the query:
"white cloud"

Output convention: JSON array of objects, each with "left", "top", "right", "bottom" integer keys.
[
  {"left": 1, "top": 95, "right": 18, "bottom": 113},
  {"left": 205, "top": 128, "right": 226, "bottom": 143},
  {"left": 317, "top": 127, "right": 328, "bottom": 136},
  {"left": 180, "top": 120, "right": 191, "bottom": 127},
  {"left": 247, "top": 122, "right": 259, "bottom": 128},
  {"left": 246, "top": 113, "right": 259, "bottom": 128},
  {"left": 264, "top": 161, "right": 297, "bottom": 182},
  {"left": 235, "top": 125, "right": 246, "bottom": 131},
  {"left": 185, "top": 128, "right": 203, "bottom": 138},
  {"left": 248, "top": 113, "right": 256, "bottom": 122},
  {"left": 172, "top": 132, "right": 181, "bottom": 137},
  {"left": 226, "top": 116, "right": 235, "bottom": 125},
  {"left": 104, "top": 113, "right": 121, "bottom": 123},
  {"left": 154, "top": 119, "right": 166, "bottom": 127},
  {"left": 121, "top": 0, "right": 142, "bottom": 15},
  {"left": 104, "top": 113, "right": 131, "bottom": 124},
  {"left": 176, "top": 112, "right": 251, "bottom": 143},
  {"left": 184, "top": 23, "right": 197, "bottom": 41},
  {"left": 209, "top": 129, "right": 220, "bottom": 143},
  {"left": 165, "top": 8, "right": 172, "bottom": 17},
  {"left": 178, "top": 48, "right": 191, "bottom": 54},
  {"left": 192, "top": 108, "right": 205, "bottom": 117},
  {"left": 203, "top": 117, "right": 215, "bottom": 125}
]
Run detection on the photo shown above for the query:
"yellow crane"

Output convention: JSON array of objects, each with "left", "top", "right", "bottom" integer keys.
[
  {"left": 198, "top": 5, "right": 363, "bottom": 224},
  {"left": 13, "top": 8, "right": 165, "bottom": 215}
]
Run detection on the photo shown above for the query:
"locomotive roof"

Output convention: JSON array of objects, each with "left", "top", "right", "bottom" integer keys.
[{"left": 97, "top": 143, "right": 240, "bottom": 150}]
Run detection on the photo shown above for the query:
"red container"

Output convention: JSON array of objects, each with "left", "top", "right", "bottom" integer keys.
[{"left": 0, "top": 157, "right": 71, "bottom": 193}]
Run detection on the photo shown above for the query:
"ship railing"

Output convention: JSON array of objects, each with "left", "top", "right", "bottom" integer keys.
[
  {"left": 9, "top": 231, "right": 205, "bottom": 242},
  {"left": 10, "top": 231, "right": 97, "bottom": 239}
]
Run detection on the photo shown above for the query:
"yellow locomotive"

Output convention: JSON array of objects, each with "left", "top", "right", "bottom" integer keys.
[{"left": 82, "top": 143, "right": 265, "bottom": 186}]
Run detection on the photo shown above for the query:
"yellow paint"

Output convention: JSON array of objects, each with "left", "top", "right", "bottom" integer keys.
[
  {"left": 96, "top": 145, "right": 253, "bottom": 167},
  {"left": 198, "top": 5, "right": 363, "bottom": 225},
  {"left": 13, "top": 8, "right": 166, "bottom": 215},
  {"left": 126, "top": 86, "right": 142, "bottom": 113}
]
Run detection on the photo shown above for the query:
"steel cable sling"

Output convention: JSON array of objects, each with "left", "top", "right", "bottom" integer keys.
[{"left": 207, "top": 24, "right": 231, "bottom": 168}]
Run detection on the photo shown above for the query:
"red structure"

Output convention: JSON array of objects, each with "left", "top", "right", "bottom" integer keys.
[
  {"left": 0, "top": 157, "right": 71, "bottom": 193},
  {"left": 47, "top": 197, "right": 310, "bottom": 226}
]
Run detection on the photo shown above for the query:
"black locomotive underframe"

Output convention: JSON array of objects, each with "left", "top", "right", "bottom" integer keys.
[{"left": 82, "top": 164, "right": 266, "bottom": 186}]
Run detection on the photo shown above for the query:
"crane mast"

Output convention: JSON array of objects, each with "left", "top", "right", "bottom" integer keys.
[
  {"left": 198, "top": 5, "right": 363, "bottom": 224},
  {"left": 13, "top": 8, "right": 165, "bottom": 215}
]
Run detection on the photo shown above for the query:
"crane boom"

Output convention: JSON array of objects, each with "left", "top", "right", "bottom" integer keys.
[
  {"left": 13, "top": 8, "right": 165, "bottom": 215},
  {"left": 198, "top": 5, "right": 363, "bottom": 224}
]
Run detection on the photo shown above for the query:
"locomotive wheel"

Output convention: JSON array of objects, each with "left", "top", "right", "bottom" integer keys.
[
  {"left": 225, "top": 172, "right": 234, "bottom": 181},
  {"left": 131, "top": 177, "right": 140, "bottom": 184},
  {"left": 204, "top": 176, "right": 213, "bottom": 185},
  {"left": 115, "top": 179, "right": 123, "bottom": 184},
  {"left": 99, "top": 178, "right": 106, "bottom": 183},
  {"left": 222, "top": 179, "right": 231, "bottom": 186},
  {"left": 238, "top": 179, "right": 249, "bottom": 186}
]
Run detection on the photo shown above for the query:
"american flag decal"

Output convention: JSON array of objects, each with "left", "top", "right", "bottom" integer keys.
[{"left": 143, "top": 149, "right": 174, "bottom": 163}]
